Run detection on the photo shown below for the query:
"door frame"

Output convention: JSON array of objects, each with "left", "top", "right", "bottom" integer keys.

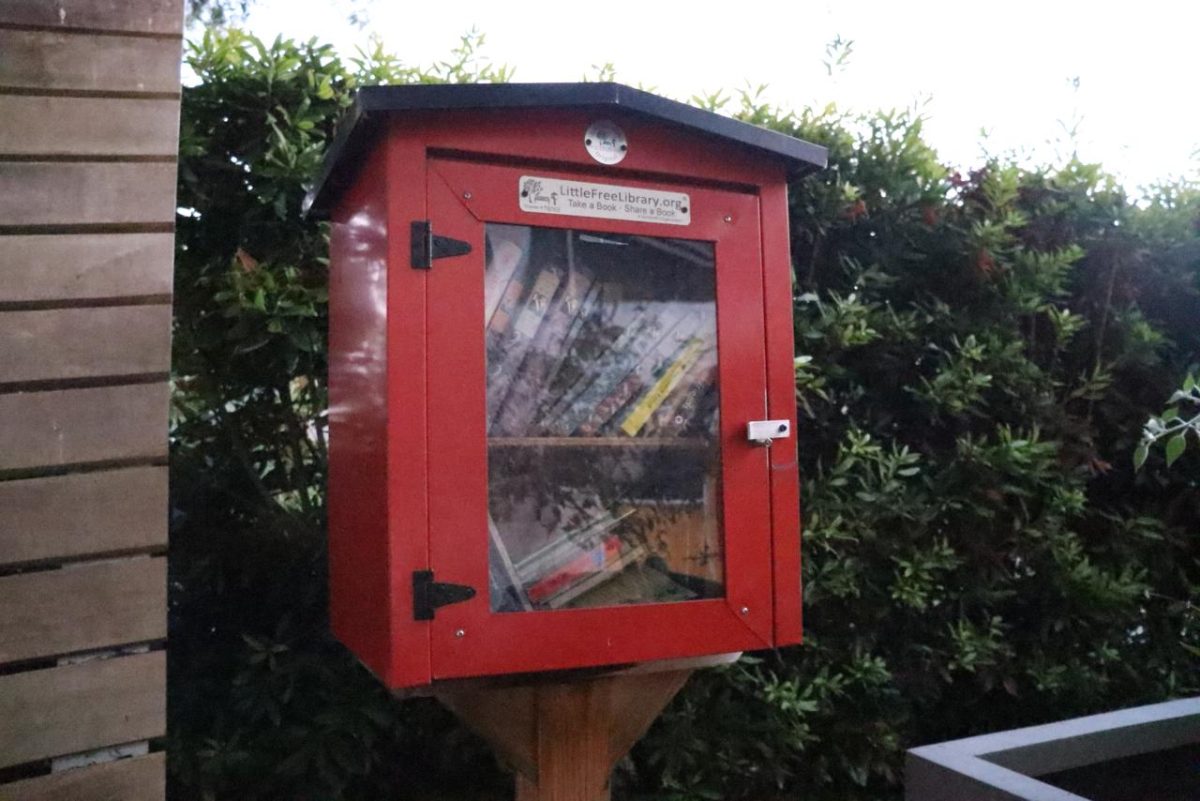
[{"left": 422, "top": 156, "right": 775, "bottom": 679}]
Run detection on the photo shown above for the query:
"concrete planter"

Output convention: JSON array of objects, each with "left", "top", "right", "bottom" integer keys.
[{"left": 906, "top": 697, "right": 1200, "bottom": 800}]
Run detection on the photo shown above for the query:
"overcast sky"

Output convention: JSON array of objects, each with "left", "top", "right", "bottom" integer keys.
[{"left": 246, "top": 0, "right": 1199, "bottom": 191}]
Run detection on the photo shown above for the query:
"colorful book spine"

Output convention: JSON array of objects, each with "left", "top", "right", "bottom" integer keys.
[
  {"left": 523, "top": 533, "right": 622, "bottom": 605},
  {"left": 645, "top": 347, "right": 718, "bottom": 436},
  {"left": 539, "top": 542, "right": 648, "bottom": 608},
  {"left": 544, "top": 306, "right": 678, "bottom": 436},
  {"left": 619, "top": 338, "right": 706, "bottom": 437}
]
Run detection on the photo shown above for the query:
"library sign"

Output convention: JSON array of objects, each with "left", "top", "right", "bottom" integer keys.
[
  {"left": 305, "top": 83, "right": 826, "bottom": 692},
  {"left": 519, "top": 175, "right": 691, "bottom": 225}
]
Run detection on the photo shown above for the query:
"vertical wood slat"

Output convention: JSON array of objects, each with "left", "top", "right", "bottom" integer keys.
[
  {"left": 0, "top": 557, "right": 166, "bottom": 663},
  {"left": 0, "top": 305, "right": 172, "bottom": 383},
  {"left": 0, "top": 0, "right": 183, "bottom": 35},
  {"left": 0, "top": 383, "right": 168, "bottom": 472},
  {"left": 0, "top": 651, "right": 166, "bottom": 769},
  {"left": 0, "top": 234, "right": 174, "bottom": 302},
  {"left": 0, "top": 163, "right": 177, "bottom": 227},
  {"left": 0, "top": 752, "right": 165, "bottom": 801},
  {"left": 0, "top": 29, "right": 181, "bottom": 94},
  {"left": 0, "top": 467, "right": 167, "bottom": 566},
  {"left": 0, "top": 96, "right": 180, "bottom": 156}
]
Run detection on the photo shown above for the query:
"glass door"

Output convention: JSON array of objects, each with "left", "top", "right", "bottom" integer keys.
[
  {"left": 484, "top": 224, "right": 724, "bottom": 613},
  {"left": 425, "top": 158, "right": 774, "bottom": 679}
]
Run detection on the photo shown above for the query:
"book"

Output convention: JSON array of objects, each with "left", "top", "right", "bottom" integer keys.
[
  {"left": 644, "top": 345, "right": 718, "bottom": 437},
  {"left": 486, "top": 265, "right": 562, "bottom": 426},
  {"left": 537, "top": 539, "right": 649, "bottom": 608},
  {"left": 484, "top": 225, "right": 530, "bottom": 327},
  {"left": 619, "top": 337, "right": 706, "bottom": 437},
  {"left": 491, "top": 264, "right": 596, "bottom": 436},
  {"left": 544, "top": 302, "right": 685, "bottom": 436},
  {"left": 574, "top": 305, "right": 702, "bottom": 436},
  {"left": 513, "top": 507, "right": 635, "bottom": 579},
  {"left": 532, "top": 282, "right": 624, "bottom": 433}
]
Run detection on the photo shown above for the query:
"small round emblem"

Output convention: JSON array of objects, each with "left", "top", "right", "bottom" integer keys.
[{"left": 584, "top": 120, "right": 628, "bottom": 165}]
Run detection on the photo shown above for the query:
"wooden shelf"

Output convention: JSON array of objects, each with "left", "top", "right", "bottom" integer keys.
[{"left": 489, "top": 436, "right": 709, "bottom": 449}]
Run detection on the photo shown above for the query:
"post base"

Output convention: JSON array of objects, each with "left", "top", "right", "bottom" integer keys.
[{"left": 437, "top": 665, "right": 699, "bottom": 801}]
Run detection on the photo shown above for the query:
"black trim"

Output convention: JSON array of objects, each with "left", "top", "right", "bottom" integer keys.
[{"left": 304, "top": 82, "right": 827, "bottom": 218}]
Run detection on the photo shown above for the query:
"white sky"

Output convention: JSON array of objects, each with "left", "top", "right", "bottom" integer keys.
[{"left": 246, "top": 0, "right": 1199, "bottom": 191}]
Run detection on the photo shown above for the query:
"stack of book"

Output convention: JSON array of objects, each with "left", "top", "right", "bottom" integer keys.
[{"left": 484, "top": 227, "right": 719, "bottom": 440}]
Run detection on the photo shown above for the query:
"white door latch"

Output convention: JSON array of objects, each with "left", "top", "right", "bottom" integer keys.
[{"left": 747, "top": 419, "right": 791, "bottom": 446}]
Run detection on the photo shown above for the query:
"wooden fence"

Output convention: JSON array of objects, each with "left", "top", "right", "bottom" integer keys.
[{"left": 0, "top": 1, "right": 181, "bottom": 797}]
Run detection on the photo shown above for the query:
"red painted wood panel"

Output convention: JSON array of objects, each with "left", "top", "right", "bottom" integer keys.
[{"left": 761, "top": 180, "right": 804, "bottom": 645}]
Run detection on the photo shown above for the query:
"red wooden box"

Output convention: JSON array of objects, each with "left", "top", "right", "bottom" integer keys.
[{"left": 306, "top": 83, "right": 826, "bottom": 690}]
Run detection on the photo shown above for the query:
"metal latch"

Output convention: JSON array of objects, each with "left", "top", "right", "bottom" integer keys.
[
  {"left": 410, "top": 220, "right": 472, "bottom": 269},
  {"left": 412, "top": 570, "right": 476, "bottom": 620},
  {"left": 747, "top": 419, "right": 791, "bottom": 446}
]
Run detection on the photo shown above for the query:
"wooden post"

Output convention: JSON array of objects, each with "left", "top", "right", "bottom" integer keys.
[{"left": 437, "top": 665, "right": 701, "bottom": 801}]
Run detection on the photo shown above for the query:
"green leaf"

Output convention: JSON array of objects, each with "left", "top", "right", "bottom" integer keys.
[
  {"left": 1133, "top": 442, "right": 1150, "bottom": 470},
  {"left": 1165, "top": 433, "right": 1187, "bottom": 466}
]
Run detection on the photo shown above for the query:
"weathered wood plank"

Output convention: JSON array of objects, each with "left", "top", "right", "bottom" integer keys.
[
  {"left": 0, "top": 557, "right": 165, "bottom": 663},
  {"left": 0, "top": 234, "right": 173, "bottom": 302},
  {"left": 0, "top": 163, "right": 176, "bottom": 227},
  {"left": 0, "top": 467, "right": 166, "bottom": 566},
  {"left": 0, "top": 305, "right": 171, "bottom": 383},
  {"left": 0, "top": 651, "right": 165, "bottom": 769},
  {"left": 0, "top": 752, "right": 165, "bottom": 801},
  {"left": 0, "top": 384, "right": 167, "bottom": 472},
  {"left": 0, "top": 0, "right": 183, "bottom": 35},
  {"left": 0, "top": 29, "right": 181, "bottom": 94},
  {"left": 0, "top": 96, "right": 179, "bottom": 157}
]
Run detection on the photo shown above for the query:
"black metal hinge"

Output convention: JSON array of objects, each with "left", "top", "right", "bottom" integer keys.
[
  {"left": 412, "top": 570, "right": 476, "bottom": 620},
  {"left": 411, "top": 220, "right": 472, "bottom": 269}
]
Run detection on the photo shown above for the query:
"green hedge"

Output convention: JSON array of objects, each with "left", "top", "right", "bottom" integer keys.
[{"left": 169, "top": 29, "right": 1200, "bottom": 801}]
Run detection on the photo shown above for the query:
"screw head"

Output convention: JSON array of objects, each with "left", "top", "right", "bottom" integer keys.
[
  {"left": 739, "top": 606, "right": 750, "bottom": 616},
  {"left": 454, "top": 628, "right": 465, "bottom": 638},
  {"left": 462, "top": 191, "right": 472, "bottom": 200},
  {"left": 723, "top": 214, "right": 733, "bottom": 223}
]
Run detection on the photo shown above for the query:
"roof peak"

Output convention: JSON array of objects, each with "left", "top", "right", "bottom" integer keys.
[{"left": 305, "top": 82, "right": 826, "bottom": 218}]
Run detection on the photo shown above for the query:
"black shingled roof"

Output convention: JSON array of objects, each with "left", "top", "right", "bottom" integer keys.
[{"left": 304, "top": 82, "right": 828, "bottom": 218}]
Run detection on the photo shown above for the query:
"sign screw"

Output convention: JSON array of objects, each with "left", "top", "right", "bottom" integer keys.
[
  {"left": 740, "top": 606, "right": 750, "bottom": 616},
  {"left": 455, "top": 628, "right": 466, "bottom": 638},
  {"left": 462, "top": 191, "right": 472, "bottom": 200},
  {"left": 723, "top": 214, "right": 733, "bottom": 223}
]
